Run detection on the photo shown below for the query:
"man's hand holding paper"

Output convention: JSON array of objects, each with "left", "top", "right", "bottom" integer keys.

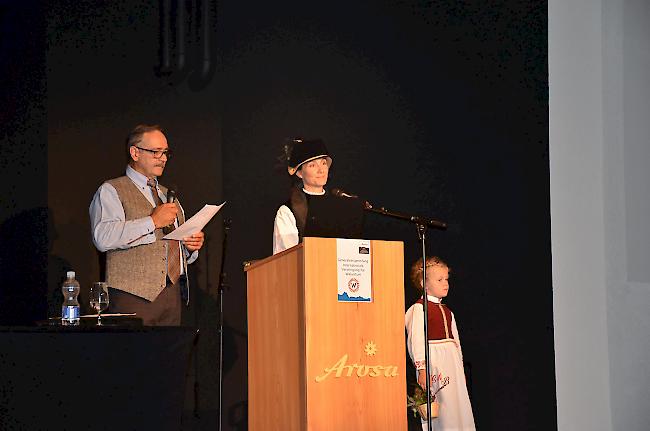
[
  {"left": 183, "top": 231, "right": 205, "bottom": 252},
  {"left": 163, "top": 203, "right": 225, "bottom": 240}
]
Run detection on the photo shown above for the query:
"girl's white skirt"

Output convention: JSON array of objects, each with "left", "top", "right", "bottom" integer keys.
[{"left": 419, "top": 340, "right": 476, "bottom": 431}]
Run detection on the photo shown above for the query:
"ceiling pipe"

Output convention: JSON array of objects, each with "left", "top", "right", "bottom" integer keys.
[
  {"left": 155, "top": 0, "right": 173, "bottom": 76},
  {"left": 188, "top": 0, "right": 217, "bottom": 90}
]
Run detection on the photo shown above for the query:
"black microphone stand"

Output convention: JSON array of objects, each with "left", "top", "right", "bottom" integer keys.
[
  {"left": 363, "top": 200, "right": 445, "bottom": 431},
  {"left": 417, "top": 223, "right": 434, "bottom": 431},
  {"left": 217, "top": 218, "right": 231, "bottom": 431}
]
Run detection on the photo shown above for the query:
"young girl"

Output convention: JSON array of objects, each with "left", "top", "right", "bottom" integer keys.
[{"left": 405, "top": 256, "right": 476, "bottom": 431}]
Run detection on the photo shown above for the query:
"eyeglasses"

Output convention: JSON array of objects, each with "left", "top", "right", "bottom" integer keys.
[{"left": 134, "top": 146, "right": 172, "bottom": 159}]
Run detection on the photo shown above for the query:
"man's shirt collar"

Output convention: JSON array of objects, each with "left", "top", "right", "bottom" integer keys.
[{"left": 126, "top": 165, "right": 155, "bottom": 190}]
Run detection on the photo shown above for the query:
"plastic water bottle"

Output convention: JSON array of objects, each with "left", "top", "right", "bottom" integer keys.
[{"left": 61, "top": 271, "right": 81, "bottom": 325}]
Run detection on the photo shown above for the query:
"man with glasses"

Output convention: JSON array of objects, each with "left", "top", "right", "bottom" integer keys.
[{"left": 89, "top": 124, "right": 204, "bottom": 325}]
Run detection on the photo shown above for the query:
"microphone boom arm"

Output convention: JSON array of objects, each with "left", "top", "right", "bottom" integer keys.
[
  {"left": 363, "top": 201, "right": 447, "bottom": 230},
  {"left": 330, "top": 188, "right": 447, "bottom": 230}
]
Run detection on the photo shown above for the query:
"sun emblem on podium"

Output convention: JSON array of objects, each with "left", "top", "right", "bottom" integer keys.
[{"left": 364, "top": 341, "right": 378, "bottom": 356}]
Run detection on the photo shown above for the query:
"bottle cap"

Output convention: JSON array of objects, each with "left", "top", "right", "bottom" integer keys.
[{"left": 66, "top": 271, "right": 75, "bottom": 279}]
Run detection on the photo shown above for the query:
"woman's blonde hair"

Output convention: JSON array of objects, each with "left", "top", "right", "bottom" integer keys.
[{"left": 409, "top": 256, "right": 449, "bottom": 291}]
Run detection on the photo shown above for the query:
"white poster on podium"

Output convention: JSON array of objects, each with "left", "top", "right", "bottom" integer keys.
[{"left": 336, "top": 238, "right": 372, "bottom": 302}]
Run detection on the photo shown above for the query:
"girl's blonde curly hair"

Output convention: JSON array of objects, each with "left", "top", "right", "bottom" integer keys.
[{"left": 409, "top": 256, "right": 449, "bottom": 291}]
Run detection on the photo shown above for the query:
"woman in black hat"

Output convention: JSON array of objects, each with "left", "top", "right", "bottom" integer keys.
[{"left": 272, "top": 139, "right": 332, "bottom": 254}]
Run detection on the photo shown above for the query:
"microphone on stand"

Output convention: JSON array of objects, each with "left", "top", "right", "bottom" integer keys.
[
  {"left": 335, "top": 187, "right": 447, "bottom": 230},
  {"left": 330, "top": 188, "right": 358, "bottom": 198},
  {"left": 331, "top": 188, "right": 374, "bottom": 211}
]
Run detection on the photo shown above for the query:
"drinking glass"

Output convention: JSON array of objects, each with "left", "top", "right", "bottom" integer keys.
[{"left": 89, "top": 282, "right": 109, "bottom": 325}]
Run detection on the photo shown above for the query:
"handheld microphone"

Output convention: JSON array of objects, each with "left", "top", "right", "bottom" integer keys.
[
  {"left": 167, "top": 188, "right": 176, "bottom": 204},
  {"left": 163, "top": 188, "right": 178, "bottom": 234}
]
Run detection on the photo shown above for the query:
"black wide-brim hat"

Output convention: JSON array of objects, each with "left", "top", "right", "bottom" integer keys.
[{"left": 287, "top": 138, "right": 333, "bottom": 175}]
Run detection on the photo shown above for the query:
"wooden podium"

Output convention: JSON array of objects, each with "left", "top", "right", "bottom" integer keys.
[{"left": 245, "top": 237, "right": 407, "bottom": 431}]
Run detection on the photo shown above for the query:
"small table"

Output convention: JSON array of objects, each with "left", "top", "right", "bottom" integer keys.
[{"left": 0, "top": 325, "right": 198, "bottom": 431}]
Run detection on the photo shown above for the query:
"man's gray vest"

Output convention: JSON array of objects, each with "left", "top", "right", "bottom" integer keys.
[{"left": 105, "top": 176, "right": 186, "bottom": 301}]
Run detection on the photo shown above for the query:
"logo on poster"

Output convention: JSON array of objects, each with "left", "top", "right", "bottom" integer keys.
[{"left": 348, "top": 278, "right": 360, "bottom": 292}]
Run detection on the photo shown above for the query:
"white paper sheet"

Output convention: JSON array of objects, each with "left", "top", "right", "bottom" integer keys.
[{"left": 162, "top": 202, "right": 225, "bottom": 240}]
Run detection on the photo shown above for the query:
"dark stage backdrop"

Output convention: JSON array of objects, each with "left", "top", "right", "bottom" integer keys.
[
  {"left": 2, "top": 0, "right": 225, "bottom": 428},
  {"left": 218, "top": 1, "right": 553, "bottom": 430},
  {"left": 1, "top": 1, "right": 553, "bottom": 430}
]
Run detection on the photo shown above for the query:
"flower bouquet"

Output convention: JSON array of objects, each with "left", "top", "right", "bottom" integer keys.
[{"left": 406, "top": 376, "right": 450, "bottom": 420}]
